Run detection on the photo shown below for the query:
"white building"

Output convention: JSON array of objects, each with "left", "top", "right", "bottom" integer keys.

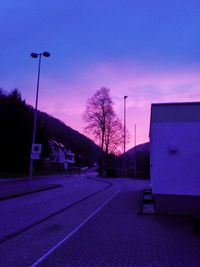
[
  {"left": 49, "top": 140, "right": 75, "bottom": 170},
  {"left": 150, "top": 102, "right": 200, "bottom": 214}
]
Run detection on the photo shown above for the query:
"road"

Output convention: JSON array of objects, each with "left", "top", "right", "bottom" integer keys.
[
  {"left": 0, "top": 171, "right": 133, "bottom": 266},
  {"left": 1, "top": 173, "right": 200, "bottom": 267}
]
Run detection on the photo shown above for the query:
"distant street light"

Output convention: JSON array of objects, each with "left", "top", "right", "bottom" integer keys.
[
  {"left": 29, "top": 52, "right": 50, "bottom": 186},
  {"left": 123, "top": 96, "right": 128, "bottom": 176},
  {"left": 134, "top": 123, "right": 137, "bottom": 178}
]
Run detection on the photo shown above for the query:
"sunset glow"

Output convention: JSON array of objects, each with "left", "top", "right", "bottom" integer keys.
[{"left": 1, "top": 0, "right": 200, "bottom": 149}]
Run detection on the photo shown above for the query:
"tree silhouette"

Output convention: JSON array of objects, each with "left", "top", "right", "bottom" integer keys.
[
  {"left": 104, "top": 115, "right": 124, "bottom": 155},
  {"left": 83, "top": 87, "right": 124, "bottom": 174},
  {"left": 0, "top": 89, "right": 51, "bottom": 174},
  {"left": 0, "top": 89, "right": 33, "bottom": 172}
]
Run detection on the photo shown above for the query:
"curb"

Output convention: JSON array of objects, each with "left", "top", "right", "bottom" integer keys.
[
  {"left": 0, "top": 184, "right": 62, "bottom": 201},
  {"left": 0, "top": 179, "right": 112, "bottom": 244}
]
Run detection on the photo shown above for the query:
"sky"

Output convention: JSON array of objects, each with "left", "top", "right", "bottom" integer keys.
[{"left": 1, "top": 0, "right": 200, "bottom": 150}]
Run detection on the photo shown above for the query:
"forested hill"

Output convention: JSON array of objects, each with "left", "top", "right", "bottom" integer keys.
[
  {"left": 0, "top": 89, "right": 100, "bottom": 174},
  {"left": 38, "top": 111, "right": 101, "bottom": 165},
  {"left": 126, "top": 142, "right": 149, "bottom": 156}
]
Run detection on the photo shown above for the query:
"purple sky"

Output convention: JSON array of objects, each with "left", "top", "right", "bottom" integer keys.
[{"left": 1, "top": 0, "right": 200, "bottom": 149}]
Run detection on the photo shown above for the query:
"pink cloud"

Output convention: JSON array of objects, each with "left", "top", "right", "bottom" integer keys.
[{"left": 24, "top": 60, "right": 200, "bottom": 150}]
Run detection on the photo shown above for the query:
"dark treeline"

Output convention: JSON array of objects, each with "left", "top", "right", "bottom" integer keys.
[
  {"left": 112, "top": 142, "right": 150, "bottom": 178},
  {"left": 125, "top": 150, "right": 150, "bottom": 178},
  {"left": 0, "top": 89, "right": 100, "bottom": 175},
  {"left": 39, "top": 112, "right": 101, "bottom": 166},
  {"left": 125, "top": 142, "right": 150, "bottom": 178}
]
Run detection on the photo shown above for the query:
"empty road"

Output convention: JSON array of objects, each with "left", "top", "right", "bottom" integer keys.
[{"left": 1, "top": 173, "right": 199, "bottom": 267}]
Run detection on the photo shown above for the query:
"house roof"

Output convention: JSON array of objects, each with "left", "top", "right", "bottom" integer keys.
[
  {"left": 49, "top": 139, "right": 65, "bottom": 148},
  {"left": 149, "top": 102, "right": 200, "bottom": 136}
]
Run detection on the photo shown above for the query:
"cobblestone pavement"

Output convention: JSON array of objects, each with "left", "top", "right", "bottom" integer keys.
[{"left": 40, "top": 187, "right": 200, "bottom": 267}]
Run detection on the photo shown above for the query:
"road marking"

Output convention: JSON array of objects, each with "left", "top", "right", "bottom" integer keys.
[{"left": 31, "top": 189, "right": 120, "bottom": 267}]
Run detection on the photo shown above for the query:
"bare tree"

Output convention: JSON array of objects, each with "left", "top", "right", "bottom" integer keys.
[
  {"left": 83, "top": 87, "right": 124, "bottom": 174},
  {"left": 104, "top": 115, "right": 124, "bottom": 155},
  {"left": 83, "top": 87, "right": 114, "bottom": 152}
]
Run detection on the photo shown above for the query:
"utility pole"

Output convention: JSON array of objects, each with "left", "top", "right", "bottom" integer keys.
[
  {"left": 134, "top": 123, "right": 137, "bottom": 178},
  {"left": 123, "top": 96, "right": 127, "bottom": 176},
  {"left": 29, "top": 52, "right": 50, "bottom": 186}
]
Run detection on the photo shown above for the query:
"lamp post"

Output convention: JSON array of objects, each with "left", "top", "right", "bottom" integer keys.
[
  {"left": 134, "top": 123, "right": 137, "bottom": 178},
  {"left": 123, "top": 96, "right": 128, "bottom": 176},
  {"left": 29, "top": 52, "right": 50, "bottom": 186}
]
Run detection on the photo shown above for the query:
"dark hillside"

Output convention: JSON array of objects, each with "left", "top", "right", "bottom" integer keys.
[
  {"left": 118, "top": 142, "right": 150, "bottom": 178},
  {"left": 126, "top": 142, "right": 149, "bottom": 156},
  {"left": 0, "top": 89, "right": 100, "bottom": 175},
  {"left": 38, "top": 111, "right": 101, "bottom": 165}
]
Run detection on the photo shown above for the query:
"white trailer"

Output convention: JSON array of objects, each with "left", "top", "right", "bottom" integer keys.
[{"left": 150, "top": 102, "right": 200, "bottom": 214}]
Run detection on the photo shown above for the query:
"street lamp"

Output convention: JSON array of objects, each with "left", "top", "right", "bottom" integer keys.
[
  {"left": 134, "top": 123, "right": 137, "bottom": 178},
  {"left": 29, "top": 52, "right": 50, "bottom": 186},
  {"left": 123, "top": 96, "right": 128, "bottom": 176}
]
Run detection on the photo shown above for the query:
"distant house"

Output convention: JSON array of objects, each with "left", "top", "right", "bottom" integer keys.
[
  {"left": 49, "top": 140, "right": 75, "bottom": 170},
  {"left": 149, "top": 102, "right": 200, "bottom": 214}
]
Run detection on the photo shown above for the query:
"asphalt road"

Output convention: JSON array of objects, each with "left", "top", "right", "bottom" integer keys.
[
  {"left": 1, "top": 174, "right": 199, "bottom": 267},
  {"left": 0, "top": 172, "right": 131, "bottom": 266},
  {"left": 0, "top": 172, "right": 110, "bottom": 242}
]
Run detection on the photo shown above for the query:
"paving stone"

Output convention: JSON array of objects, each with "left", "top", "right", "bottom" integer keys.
[{"left": 40, "top": 189, "right": 200, "bottom": 267}]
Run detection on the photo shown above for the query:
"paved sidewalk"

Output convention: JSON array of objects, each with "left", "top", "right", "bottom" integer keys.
[
  {"left": 0, "top": 178, "right": 61, "bottom": 200},
  {"left": 40, "top": 187, "right": 200, "bottom": 267}
]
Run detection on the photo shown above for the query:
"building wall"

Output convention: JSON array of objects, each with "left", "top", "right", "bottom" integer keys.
[{"left": 150, "top": 122, "right": 200, "bottom": 196}]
